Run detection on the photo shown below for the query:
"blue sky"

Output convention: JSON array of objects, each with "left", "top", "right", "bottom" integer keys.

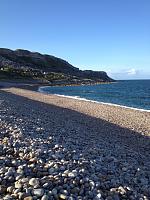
[{"left": 0, "top": 0, "right": 150, "bottom": 79}]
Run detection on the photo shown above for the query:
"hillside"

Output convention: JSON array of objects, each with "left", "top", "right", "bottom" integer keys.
[{"left": 0, "top": 48, "right": 114, "bottom": 85}]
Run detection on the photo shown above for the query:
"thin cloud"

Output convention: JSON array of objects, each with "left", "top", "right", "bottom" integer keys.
[
  {"left": 126, "top": 68, "right": 138, "bottom": 75},
  {"left": 106, "top": 68, "right": 142, "bottom": 80}
]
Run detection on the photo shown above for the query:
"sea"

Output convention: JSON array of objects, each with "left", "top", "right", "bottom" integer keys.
[{"left": 39, "top": 80, "right": 150, "bottom": 111}]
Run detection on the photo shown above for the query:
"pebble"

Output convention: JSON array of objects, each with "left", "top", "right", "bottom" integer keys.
[
  {"left": 96, "top": 193, "right": 102, "bottom": 199},
  {"left": 59, "top": 194, "right": 67, "bottom": 199},
  {"left": 32, "top": 188, "right": 44, "bottom": 197},
  {"left": 7, "top": 186, "right": 14, "bottom": 193},
  {"left": 15, "top": 181, "right": 22, "bottom": 189},
  {"left": 68, "top": 172, "right": 76, "bottom": 177},
  {"left": 29, "top": 178, "right": 40, "bottom": 187},
  {"left": 0, "top": 185, "right": 7, "bottom": 193},
  {"left": 51, "top": 188, "right": 58, "bottom": 195},
  {"left": 41, "top": 195, "right": 49, "bottom": 200},
  {"left": 24, "top": 197, "right": 33, "bottom": 200},
  {"left": 0, "top": 90, "right": 149, "bottom": 200}
]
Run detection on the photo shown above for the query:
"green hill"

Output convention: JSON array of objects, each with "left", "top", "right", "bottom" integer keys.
[{"left": 0, "top": 48, "right": 114, "bottom": 85}]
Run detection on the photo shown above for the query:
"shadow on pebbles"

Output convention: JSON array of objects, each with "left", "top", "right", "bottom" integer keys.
[{"left": 0, "top": 92, "right": 150, "bottom": 200}]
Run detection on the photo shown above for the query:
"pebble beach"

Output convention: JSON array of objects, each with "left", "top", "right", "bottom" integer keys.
[{"left": 0, "top": 87, "right": 150, "bottom": 200}]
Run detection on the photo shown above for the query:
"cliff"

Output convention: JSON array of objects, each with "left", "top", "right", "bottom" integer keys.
[{"left": 0, "top": 48, "right": 114, "bottom": 84}]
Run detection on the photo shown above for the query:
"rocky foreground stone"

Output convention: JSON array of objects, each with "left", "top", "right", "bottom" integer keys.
[{"left": 0, "top": 88, "right": 150, "bottom": 200}]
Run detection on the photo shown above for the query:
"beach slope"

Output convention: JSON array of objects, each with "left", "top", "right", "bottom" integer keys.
[{"left": 0, "top": 87, "right": 150, "bottom": 199}]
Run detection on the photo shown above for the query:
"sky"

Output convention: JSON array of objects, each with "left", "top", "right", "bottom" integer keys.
[{"left": 0, "top": 0, "right": 150, "bottom": 80}]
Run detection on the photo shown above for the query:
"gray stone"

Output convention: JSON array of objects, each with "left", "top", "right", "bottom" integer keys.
[
  {"left": 29, "top": 178, "right": 40, "bottom": 187},
  {"left": 41, "top": 195, "right": 49, "bottom": 200},
  {"left": 32, "top": 188, "right": 44, "bottom": 197}
]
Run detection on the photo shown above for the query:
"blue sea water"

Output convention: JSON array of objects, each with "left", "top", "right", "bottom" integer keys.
[{"left": 39, "top": 80, "right": 150, "bottom": 111}]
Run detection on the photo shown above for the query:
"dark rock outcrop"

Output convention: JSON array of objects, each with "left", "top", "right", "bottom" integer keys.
[{"left": 0, "top": 48, "right": 114, "bottom": 83}]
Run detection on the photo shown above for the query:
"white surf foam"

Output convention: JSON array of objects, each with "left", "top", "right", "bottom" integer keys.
[{"left": 38, "top": 87, "right": 150, "bottom": 113}]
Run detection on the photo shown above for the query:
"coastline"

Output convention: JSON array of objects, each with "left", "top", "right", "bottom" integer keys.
[
  {"left": 0, "top": 79, "right": 149, "bottom": 113},
  {"left": 38, "top": 85, "right": 150, "bottom": 113},
  {"left": 0, "top": 79, "right": 115, "bottom": 90},
  {"left": 53, "top": 94, "right": 150, "bottom": 113},
  {"left": 1, "top": 87, "right": 150, "bottom": 136}
]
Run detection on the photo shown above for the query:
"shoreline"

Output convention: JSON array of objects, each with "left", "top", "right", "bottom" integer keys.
[
  {"left": 1, "top": 87, "right": 150, "bottom": 136},
  {"left": 53, "top": 94, "right": 150, "bottom": 113},
  {"left": 0, "top": 80, "right": 115, "bottom": 95},
  {"left": 38, "top": 86, "right": 150, "bottom": 113},
  {"left": 0, "top": 87, "right": 150, "bottom": 199},
  {"left": 0, "top": 80, "right": 149, "bottom": 112}
]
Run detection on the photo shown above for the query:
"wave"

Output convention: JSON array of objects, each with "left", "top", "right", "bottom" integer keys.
[{"left": 38, "top": 87, "right": 150, "bottom": 113}]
